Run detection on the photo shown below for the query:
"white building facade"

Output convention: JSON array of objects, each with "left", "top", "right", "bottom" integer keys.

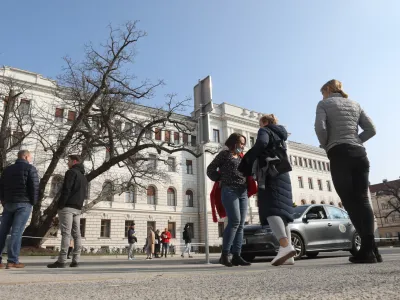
[{"left": 0, "top": 67, "right": 341, "bottom": 252}]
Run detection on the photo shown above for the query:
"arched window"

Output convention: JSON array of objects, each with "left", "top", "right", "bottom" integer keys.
[
  {"left": 321, "top": 201, "right": 326, "bottom": 204},
  {"left": 50, "top": 175, "right": 63, "bottom": 198},
  {"left": 167, "top": 188, "right": 176, "bottom": 206},
  {"left": 329, "top": 201, "right": 334, "bottom": 206},
  {"left": 186, "top": 190, "right": 194, "bottom": 207},
  {"left": 125, "top": 185, "right": 135, "bottom": 203},
  {"left": 338, "top": 202, "right": 343, "bottom": 208},
  {"left": 300, "top": 199, "right": 306, "bottom": 205},
  {"left": 147, "top": 186, "right": 156, "bottom": 205},
  {"left": 311, "top": 200, "right": 316, "bottom": 204},
  {"left": 102, "top": 181, "right": 114, "bottom": 202}
]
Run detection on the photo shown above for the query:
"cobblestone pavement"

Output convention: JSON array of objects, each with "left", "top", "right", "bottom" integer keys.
[{"left": 0, "top": 249, "right": 399, "bottom": 300}]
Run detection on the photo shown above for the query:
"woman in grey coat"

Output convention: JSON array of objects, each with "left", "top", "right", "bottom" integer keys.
[{"left": 315, "top": 79, "right": 380, "bottom": 264}]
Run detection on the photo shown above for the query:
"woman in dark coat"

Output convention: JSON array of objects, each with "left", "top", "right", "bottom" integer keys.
[{"left": 252, "top": 114, "right": 295, "bottom": 266}]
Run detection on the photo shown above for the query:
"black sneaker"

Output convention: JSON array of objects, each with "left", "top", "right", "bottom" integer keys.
[
  {"left": 70, "top": 262, "right": 79, "bottom": 267},
  {"left": 349, "top": 251, "right": 377, "bottom": 264},
  {"left": 220, "top": 254, "right": 233, "bottom": 267},
  {"left": 47, "top": 261, "right": 66, "bottom": 268},
  {"left": 231, "top": 255, "right": 251, "bottom": 266}
]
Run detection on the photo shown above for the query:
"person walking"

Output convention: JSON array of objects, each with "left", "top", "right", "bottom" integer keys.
[
  {"left": 249, "top": 115, "right": 295, "bottom": 266},
  {"left": 146, "top": 226, "right": 155, "bottom": 260},
  {"left": 0, "top": 150, "right": 39, "bottom": 269},
  {"left": 127, "top": 223, "right": 137, "bottom": 260},
  {"left": 181, "top": 224, "right": 193, "bottom": 258},
  {"left": 161, "top": 228, "right": 171, "bottom": 258},
  {"left": 315, "top": 79, "right": 379, "bottom": 264},
  {"left": 47, "top": 155, "right": 87, "bottom": 268},
  {"left": 154, "top": 229, "right": 161, "bottom": 258},
  {"left": 207, "top": 133, "right": 251, "bottom": 267}
]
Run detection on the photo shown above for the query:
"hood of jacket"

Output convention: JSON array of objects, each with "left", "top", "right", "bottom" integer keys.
[
  {"left": 71, "top": 163, "right": 85, "bottom": 174},
  {"left": 267, "top": 124, "right": 288, "bottom": 141}
]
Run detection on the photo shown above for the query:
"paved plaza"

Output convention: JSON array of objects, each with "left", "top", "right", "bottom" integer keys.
[{"left": 0, "top": 248, "right": 399, "bottom": 300}]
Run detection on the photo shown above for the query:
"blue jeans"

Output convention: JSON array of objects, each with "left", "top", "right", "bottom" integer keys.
[
  {"left": 162, "top": 243, "right": 169, "bottom": 257},
  {"left": 221, "top": 186, "right": 248, "bottom": 255},
  {"left": 0, "top": 202, "right": 32, "bottom": 263}
]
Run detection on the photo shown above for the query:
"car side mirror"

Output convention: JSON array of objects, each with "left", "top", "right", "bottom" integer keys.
[{"left": 305, "top": 213, "right": 319, "bottom": 221}]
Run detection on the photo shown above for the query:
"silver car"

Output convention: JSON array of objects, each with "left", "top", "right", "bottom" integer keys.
[{"left": 241, "top": 204, "right": 361, "bottom": 261}]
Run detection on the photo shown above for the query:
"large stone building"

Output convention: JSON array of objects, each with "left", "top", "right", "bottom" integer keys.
[
  {"left": 0, "top": 67, "right": 341, "bottom": 252},
  {"left": 370, "top": 179, "right": 400, "bottom": 240}
]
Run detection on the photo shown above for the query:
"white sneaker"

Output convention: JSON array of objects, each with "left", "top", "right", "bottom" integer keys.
[
  {"left": 271, "top": 245, "right": 296, "bottom": 266},
  {"left": 128, "top": 258, "right": 132, "bottom": 261},
  {"left": 283, "top": 257, "right": 295, "bottom": 265}
]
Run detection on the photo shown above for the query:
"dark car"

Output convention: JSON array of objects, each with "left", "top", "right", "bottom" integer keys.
[{"left": 241, "top": 204, "right": 361, "bottom": 262}]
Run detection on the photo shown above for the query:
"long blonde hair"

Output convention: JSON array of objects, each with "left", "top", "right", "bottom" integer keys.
[
  {"left": 320, "top": 79, "right": 349, "bottom": 99},
  {"left": 260, "top": 114, "right": 278, "bottom": 125}
]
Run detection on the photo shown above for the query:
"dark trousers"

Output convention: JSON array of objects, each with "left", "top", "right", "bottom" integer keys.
[{"left": 328, "top": 145, "right": 375, "bottom": 241}]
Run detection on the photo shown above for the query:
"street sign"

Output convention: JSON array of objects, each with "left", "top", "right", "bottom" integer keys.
[{"left": 194, "top": 76, "right": 214, "bottom": 143}]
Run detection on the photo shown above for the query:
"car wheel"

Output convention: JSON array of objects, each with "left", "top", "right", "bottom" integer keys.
[
  {"left": 350, "top": 232, "right": 361, "bottom": 256},
  {"left": 241, "top": 254, "right": 255, "bottom": 262},
  {"left": 291, "top": 232, "right": 305, "bottom": 260},
  {"left": 306, "top": 251, "right": 319, "bottom": 258}
]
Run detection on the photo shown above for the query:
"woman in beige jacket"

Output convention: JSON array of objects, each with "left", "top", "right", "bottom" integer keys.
[{"left": 146, "top": 227, "right": 155, "bottom": 260}]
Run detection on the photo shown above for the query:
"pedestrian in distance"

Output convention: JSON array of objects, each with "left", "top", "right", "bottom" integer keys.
[
  {"left": 154, "top": 229, "right": 161, "bottom": 258},
  {"left": 161, "top": 227, "right": 171, "bottom": 258},
  {"left": 181, "top": 224, "right": 193, "bottom": 258},
  {"left": 146, "top": 226, "right": 155, "bottom": 260},
  {"left": 315, "top": 79, "right": 380, "bottom": 264},
  {"left": 207, "top": 133, "right": 251, "bottom": 267},
  {"left": 47, "top": 155, "right": 87, "bottom": 268},
  {"left": 0, "top": 150, "right": 39, "bottom": 269},
  {"left": 127, "top": 223, "right": 137, "bottom": 260}
]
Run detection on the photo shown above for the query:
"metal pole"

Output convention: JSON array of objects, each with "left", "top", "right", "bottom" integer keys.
[{"left": 202, "top": 142, "right": 210, "bottom": 264}]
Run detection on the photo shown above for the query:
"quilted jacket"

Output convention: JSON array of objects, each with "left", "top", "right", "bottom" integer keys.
[{"left": 314, "top": 93, "right": 376, "bottom": 152}]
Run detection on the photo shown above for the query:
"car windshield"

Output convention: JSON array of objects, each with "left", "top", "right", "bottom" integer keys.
[{"left": 293, "top": 206, "right": 309, "bottom": 219}]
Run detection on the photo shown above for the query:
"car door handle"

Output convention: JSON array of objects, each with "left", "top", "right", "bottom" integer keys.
[{"left": 328, "top": 223, "right": 332, "bottom": 227}]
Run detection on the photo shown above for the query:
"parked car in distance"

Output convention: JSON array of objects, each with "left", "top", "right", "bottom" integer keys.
[{"left": 241, "top": 204, "right": 361, "bottom": 262}]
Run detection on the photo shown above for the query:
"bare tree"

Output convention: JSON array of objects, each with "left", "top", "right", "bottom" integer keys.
[
  {"left": 0, "top": 72, "right": 35, "bottom": 173},
  {"left": 375, "top": 179, "right": 400, "bottom": 219},
  {"left": 22, "top": 21, "right": 217, "bottom": 247}
]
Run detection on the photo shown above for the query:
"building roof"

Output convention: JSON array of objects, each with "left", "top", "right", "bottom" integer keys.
[{"left": 370, "top": 179, "right": 400, "bottom": 193}]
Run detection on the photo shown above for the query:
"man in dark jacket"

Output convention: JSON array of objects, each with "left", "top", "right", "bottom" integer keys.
[
  {"left": 181, "top": 224, "right": 193, "bottom": 258},
  {"left": 0, "top": 150, "right": 39, "bottom": 269},
  {"left": 127, "top": 223, "right": 137, "bottom": 260},
  {"left": 48, "top": 155, "right": 87, "bottom": 268}
]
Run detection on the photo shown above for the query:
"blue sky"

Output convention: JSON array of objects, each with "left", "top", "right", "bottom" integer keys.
[{"left": 1, "top": 1, "right": 399, "bottom": 183}]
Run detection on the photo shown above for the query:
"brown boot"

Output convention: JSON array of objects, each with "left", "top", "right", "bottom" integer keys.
[{"left": 6, "top": 262, "right": 25, "bottom": 269}]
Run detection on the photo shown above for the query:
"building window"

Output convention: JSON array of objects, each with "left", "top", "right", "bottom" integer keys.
[
  {"left": 102, "top": 181, "right": 114, "bottom": 202},
  {"left": 67, "top": 110, "right": 76, "bottom": 124},
  {"left": 148, "top": 154, "right": 157, "bottom": 169},
  {"left": 186, "top": 160, "right": 193, "bottom": 174},
  {"left": 299, "top": 158, "right": 303, "bottom": 167},
  {"left": 213, "top": 129, "right": 220, "bottom": 143},
  {"left": 308, "top": 159, "right": 312, "bottom": 169},
  {"left": 167, "top": 157, "right": 175, "bottom": 172},
  {"left": 155, "top": 128, "right": 161, "bottom": 140},
  {"left": 311, "top": 200, "right": 316, "bottom": 204},
  {"left": 167, "top": 188, "right": 176, "bottom": 206},
  {"left": 289, "top": 156, "right": 293, "bottom": 165},
  {"left": 313, "top": 160, "right": 317, "bottom": 169},
  {"left": 301, "top": 199, "right": 306, "bottom": 205},
  {"left": 298, "top": 177, "right": 304, "bottom": 188},
  {"left": 308, "top": 178, "right": 314, "bottom": 190},
  {"left": 317, "top": 180, "right": 323, "bottom": 191},
  {"left": 186, "top": 223, "right": 195, "bottom": 239},
  {"left": 50, "top": 175, "right": 63, "bottom": 198},
  {"left": 147, "top": 186, "right": 156, "bottom": 205},
  {"left": 55, "top": 108, "right": 64, "bottom": 122},
  {"left": 100, "top": 220, "right": 111, "bottom": 238},
  {"left": 318, "top": 161, "right": 322, "bottom": 170},
  {"left": 191, "top": 135, "right": 197, "bottom": 146},
  {"left": 185, "top": 190, "right": 194, "bottom": 207},
  {"left": 327, "top": 163, "right": 330, "bottom": 172},
  {"left": 124, "top": 220, "right": 135, "bottom": 237},
  {"left": 105, "top": 147, "right": 110, "bottom": 161},
  {"left": 145, "top": 129, "right": 152, "bottom": 139},
  {"left": 304, "top": 159, "right": 308, "bottom": 168},
  {"left": 326, "top": 181, "right": 332, "bottom": 192},
  {"left": 85, "top": 182, "right": 91, "bottom": 199},
  {"left": 183, "top": 133, "right": 189, "bottom": 145},
  {"left": 168, "top": 222, "right": 176, "bottom": 238},
  {"left": 80, "top": 218, "right": 86, "bottom": 238},
  {"left": 19, "top": 99, "right": 30, "bottom": 116},
  {"left": 293, "top": 156, "right": 298, "bottom": 166},
  {"left": 218, "top": 222, "right": 225, "bottom": 238},
  {"left": 322, "top": 162, "right": 326, "bottom": 171},
  {"left": 164, "top": 130, "right": 171, "bottom": 142},
  {"left": 147, "top": 221, "right": 156, "bottom": 232},
  {"left": 125, "top": 185, "right": 135, "bottom": 203},
  {"left": 114, "top": 120, "right": 122, "bottom": 132},
  {"left": 174, "top": 132, "right": 180, "bottom": 145},
  {"left": 250, "top": 137, "right": 255, "bottom": 147}
]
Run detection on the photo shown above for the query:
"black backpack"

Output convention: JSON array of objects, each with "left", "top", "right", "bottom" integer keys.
[{"left": 262, "top": 128, "right": 292, "bottom": 177}]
